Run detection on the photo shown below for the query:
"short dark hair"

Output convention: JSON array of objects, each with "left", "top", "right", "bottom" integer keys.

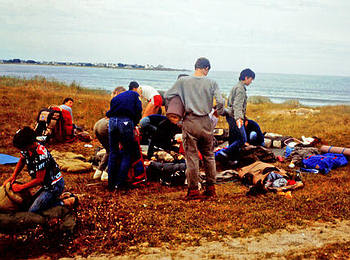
[
  {"left": 13, "top": 126, "right": 36, "bottom": 150},
  {"left": 239, "top": 69, "right": 255, "bottom": 81},
  {"left": 194, "top": 57, "right": 211, "bottom": 70},
  {"left": 128, "top": 81, "right": 139, "bottom": 90},
  {"left": 177, "top": 74, "right": 189, "bottom": 79},
  {"left": 63, "top": 97, "right": 74, "bottom": 104}
]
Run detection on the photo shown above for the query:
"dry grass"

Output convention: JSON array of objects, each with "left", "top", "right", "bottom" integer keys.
[{"left": 0, "top": 76, "right": 350, "bottom": 258}]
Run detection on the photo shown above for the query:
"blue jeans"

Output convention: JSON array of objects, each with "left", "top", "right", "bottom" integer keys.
[
  {"left": 224, "top": 116, "right": 247, "bottom": 157},
  {"left": 108, "top": 116, "right": 136, "bottom": 189},
  {"left": 29, "top": 178, "right": 64, "bottom": 213}
]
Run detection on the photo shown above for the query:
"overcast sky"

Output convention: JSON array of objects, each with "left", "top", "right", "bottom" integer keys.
[{"left": 0, "top": 0, "right": 349, "bottom": 76}]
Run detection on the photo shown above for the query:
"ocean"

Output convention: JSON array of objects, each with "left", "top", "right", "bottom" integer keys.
[{"left": 1, "top": 64, "right": 349, "bottom": 107}]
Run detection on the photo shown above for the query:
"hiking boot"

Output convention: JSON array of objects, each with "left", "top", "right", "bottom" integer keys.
[
  {"left": 184, "top": 189, "right": 206, "bottom": 201},
  {"left": 101, "top": 171, "right": 108, "bottom": 182},
  {"left": 93, "top": 169, "right": 102, "bottom": 180},
  {"left": 203, "top": 185, "right": 217, "bottom": 198}
]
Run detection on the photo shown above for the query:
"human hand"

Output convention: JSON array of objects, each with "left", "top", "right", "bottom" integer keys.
[
  {"left": 236, "top": 118, "right": 244, "bottom": 128},
  {"left": 2, "top": 177, "right": 13, "bottom": 187},
  {"left": 11, "top": 183, "right": 23, "bottom": 193}
]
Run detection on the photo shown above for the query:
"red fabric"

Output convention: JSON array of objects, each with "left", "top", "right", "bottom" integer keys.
[
  {"left": 151, "top": 95, "right": 162, "bottom": 107},
  {"left": 178, "top": 141, "right": 202, "bottom": 160},
  {"left": 287, "top": 179, "right": 296, "bottom": 186},
  {"left": 51, "top": 106, "right": 74, "bottom": 141}
]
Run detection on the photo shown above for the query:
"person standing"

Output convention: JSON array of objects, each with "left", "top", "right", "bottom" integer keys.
[
  {"left": 106, "top": 84, "right": 142, "bottom": 191},
  {"left": 216, "top": 69, "right": 255, "bottom": 160},
  {"left": 166, "top": 57, "right": 225, "bottom": 200}
]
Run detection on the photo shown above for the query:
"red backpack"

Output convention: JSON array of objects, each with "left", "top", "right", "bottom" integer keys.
[
  {"left": 126, "top": 128, "right": 147, "bottom": 186},
  {"left": 34, "top": 105, "right": 74, "bottom": 142}
]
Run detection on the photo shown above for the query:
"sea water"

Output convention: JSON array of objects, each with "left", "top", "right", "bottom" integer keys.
[{"left": 1, "top": 64, "right": 349, "bottom": 107}]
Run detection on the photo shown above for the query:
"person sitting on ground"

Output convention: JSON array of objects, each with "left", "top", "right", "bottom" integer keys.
[
  {"left": 106, "top": 83, "right": 142, "bottom": 191},
  {"left": 60, "top": 97, "right": 74, "bottom": 120},
  {"left": 93, "top": 86, "right": 126, "bottom": 181},
  {"left": 128, "top": 81, "right": 163, "bottom": 118},
  {"left": 216, "top": 68, "right": 256, "bottom": 162},
  {"left": 2, "top": 127, "right": 75, "bottom": 212},
  {"left": 139, "top": 114, "right": 182, "bottom": 158}
]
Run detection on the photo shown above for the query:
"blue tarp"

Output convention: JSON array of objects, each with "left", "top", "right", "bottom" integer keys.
[{"left": 0, "top": 154, "right": 20, "bottom": 165}]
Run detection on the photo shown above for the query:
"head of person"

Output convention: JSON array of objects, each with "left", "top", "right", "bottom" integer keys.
[
  {"left": 177, "top": 73, "right": 189, "bottom": 79},
  {"left": 13, "top": 126, "right": 36, "bottom": 151},
  {"left": 128, "top": 81, "right": 139, "bottom": 92},
  {"left": 62, "top": 97, "right": 74, "bottom": 107},
  {"left": 194, "top": 57, "right": 211, "bottom": 76},
  {"left": 239, "top": 69, "right": 255, "bottom": 86},
  {"left": 111, "top": 86, "right": 126, "bottom": 98}
]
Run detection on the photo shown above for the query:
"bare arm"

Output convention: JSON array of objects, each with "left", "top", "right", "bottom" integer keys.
[{"left": 3, "top": 156, "right": 25, "bottom": 186}]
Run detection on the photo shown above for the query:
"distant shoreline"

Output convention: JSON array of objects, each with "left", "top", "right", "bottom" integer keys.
[{"left": 0, "top": 60, "right": 190, "bottom": 72}]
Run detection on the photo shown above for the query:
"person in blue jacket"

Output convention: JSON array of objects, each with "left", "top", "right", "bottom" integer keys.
[{"left": 106, "top": 81, "right": 142, "bottom": 191}]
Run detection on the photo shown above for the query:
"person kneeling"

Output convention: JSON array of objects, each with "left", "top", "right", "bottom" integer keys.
[{"left": 2, "top": 127, "right": 75, "bottom": 212}]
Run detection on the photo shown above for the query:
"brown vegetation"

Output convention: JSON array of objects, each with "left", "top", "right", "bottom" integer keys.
[{"left": 0, "top": 76, "right": 350, "bottom": 259}]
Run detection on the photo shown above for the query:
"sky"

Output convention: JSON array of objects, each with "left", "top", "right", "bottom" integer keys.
[{"left": 0, "top": 0, "right": 349, "bottom": 76}]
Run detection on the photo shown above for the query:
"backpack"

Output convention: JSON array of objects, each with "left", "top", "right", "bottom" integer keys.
[
  {"left": 126, "top": 128, "right": 147, "bottom": 186},
  {"left": 302, "top": 153, "right": 348, "bottom": 174},
  {"left": 238, "top": 161, "right": 304, "bottom": 193},
  {"left": 146, "top": 161, "right": 186, "bottom": 186},
  {"left": 34, "top": 105, "right": 74, "bottom": 143}
]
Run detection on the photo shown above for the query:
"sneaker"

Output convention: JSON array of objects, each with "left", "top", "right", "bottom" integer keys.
[
  {"left": 101, "top": 171, "right": 108, "bottom": 182},
  {"left": 93, "top": 169, "right": 102, "bottom": 179},
  {"left": 184, "top": 189, "right": 206, "bottom": 201}
]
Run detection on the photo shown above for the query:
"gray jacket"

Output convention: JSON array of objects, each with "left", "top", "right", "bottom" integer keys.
[
  {"left": 165, "top": 75, "right": 224, "bottom": 116},
  {"left": 227, "top": 81, "right": 247, "bottom": 121}
]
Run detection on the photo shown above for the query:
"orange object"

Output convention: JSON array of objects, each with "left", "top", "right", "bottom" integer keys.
[{"left": 320, "top": 145, "right": 350, "bottom": 158}]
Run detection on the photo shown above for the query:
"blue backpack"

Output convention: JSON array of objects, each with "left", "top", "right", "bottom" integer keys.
[{"left": 302, "top": 153, "right": 348, "bottom": 174}]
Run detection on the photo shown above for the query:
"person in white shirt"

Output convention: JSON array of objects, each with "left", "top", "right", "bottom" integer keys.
[{"left": 128, "top": 82, "right": 163, "bottom": 118}]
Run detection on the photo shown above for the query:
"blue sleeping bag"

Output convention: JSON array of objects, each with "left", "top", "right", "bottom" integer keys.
[{"left": 302, "top": 153, "right": 348, "bottom": 174}]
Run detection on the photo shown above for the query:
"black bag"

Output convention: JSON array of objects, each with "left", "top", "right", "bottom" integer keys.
[{"left": 146, "top": 162, "right": 186, "bottom": 186}]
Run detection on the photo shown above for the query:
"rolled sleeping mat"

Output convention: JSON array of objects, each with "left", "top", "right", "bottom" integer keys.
[
  {"left": 320, "top": 145, "right": 350, "bottom": 158},
  {"left": 166, "top": 96, "right": 184, "bottom": 124}
]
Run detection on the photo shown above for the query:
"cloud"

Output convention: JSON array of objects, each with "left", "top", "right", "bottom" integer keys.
[{"left": 0, "top": 0, "right": 349, "bottom": 75}]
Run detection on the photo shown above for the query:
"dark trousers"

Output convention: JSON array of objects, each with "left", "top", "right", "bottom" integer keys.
[
  {"left": 224, "top": 116, "right": 246, "bottom": 156},
  {"left": 246, "top": 119, "right": 264, "bottom": 146}
]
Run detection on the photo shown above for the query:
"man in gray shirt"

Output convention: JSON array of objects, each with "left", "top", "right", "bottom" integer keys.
[
  {"left": 216, "top": 68, "right": 255, "bottom": 161},
  {"left": 166, "top": 57, "right": 224, "bottom": 200}
]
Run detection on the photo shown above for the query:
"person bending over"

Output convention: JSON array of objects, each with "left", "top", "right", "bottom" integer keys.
[
  {"left": 128, "top": 81, "right": 163, "bottom": 118},
  {"left": 106, "top": 84, "right": 142, "bottom": 191},
  {"left": 93, "top": 86, "right": 126, "bottom": 181},
  {"left": 139, "top": 114, "right": 182, "bottom": 158}
]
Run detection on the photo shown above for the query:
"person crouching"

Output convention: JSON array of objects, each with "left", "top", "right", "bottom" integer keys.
[{"left": 2, "top": 127, "right": 74, "bottom": 212}]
